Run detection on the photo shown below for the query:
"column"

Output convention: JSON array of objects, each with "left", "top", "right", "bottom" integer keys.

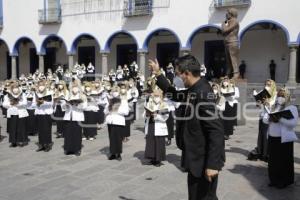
[
  {"left": 138, "top": 50, "right": 147, "bottom": 75},
  {"left": 38, "top": 55, "right": 45, "bottom": 74},
  {"left": 288, "top": 45, "right": 298, "bottom": 84},
  {"left": 101, "top": 52, "right": 109, "bottom": 75},
  {"left": 11, "top": 56, "right": 17, "bottom": 80},
  {"left": 68, "top": 54, "right": 74, "bottom": 70}
]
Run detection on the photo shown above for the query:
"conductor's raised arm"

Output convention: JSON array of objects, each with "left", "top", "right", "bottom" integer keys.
[{"left": 148, "top": 59, "right": 187, "bottom": 102}]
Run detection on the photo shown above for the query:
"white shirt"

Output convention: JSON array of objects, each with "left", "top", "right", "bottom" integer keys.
[
  {"left": 128, "top": 87, "right": 139, "bottom": 103},
  {"left": 105, "top": 101, "right": 129, "bottom": 126},
  {"left": 263, "top": 105, "right": 298, "bottom": 142},
  {"left": 34, "top": 91, "right": 54, "bottom": 115},
  {"left": 3, "top": 93, "right": 29, "bottom": 118},
  {"left": 85, "top": 95, "right": 99, "bottom": 112},
  {"left": 222, "top": 86, "right": 239, "bottom": 107},
  {"left": 63, "top": 94, "right": 87, "bottom": 121}
]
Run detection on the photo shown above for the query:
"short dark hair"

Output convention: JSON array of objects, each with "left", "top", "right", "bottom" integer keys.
[{"left": 175, "top": 55, "right": 201, "bottom": 77}]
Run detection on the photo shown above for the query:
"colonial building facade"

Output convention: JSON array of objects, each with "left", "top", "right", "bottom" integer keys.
[{"left": 0, "top": 0, "right": 299, "bottom": 84}]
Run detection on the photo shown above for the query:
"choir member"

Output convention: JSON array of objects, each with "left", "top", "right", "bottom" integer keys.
[
  {"left": 78, "top": 64, "right": 86, "bottom": 80},
  {"left": 105, "top": 96, "right": 129, "bottom": 160},
  {"left": 53, "top": 80, "right": 69, "bottom": 138},
  {"left": 136, "top": 71, "right": 145, "bottom": 98},
  {"left": 1, "top": 81, "right": 11, "bottom": 118},
  {"left": 248, "top": 79, "right": 277, "bottom": 161},
  {"left": 0, "top": 82, "right": 5, "bottom": 115},
  {"left": 95, "top": 80, "right": 108, "bottom": 126},
  {"left": 123, "top": 65, "right": 130, "bottom": 80},
  {"left": 19, "top": 73, "right": 27, "bottom": 82},
  {"left": 55, "top": 65, "right": 64, "bottom": 80},
  {"left": 3, "top": 82, "right": 29, "bottom": 147},
  {"left": 25, "top": 85, "right": 37, "bottom": 136},
  {"left": 82, "top": 82, "right": 99, "bottom": 141},
  {"left": 144, "top": 89, "right": 169, "bottom": 166},
  {"left": 127, "top": 79, "right": 139, "bottom": 121},
  {"left": 165, "top": 95, "right": 176, "bottom": 146},
  {"left": 62, "top": 83, "right": 87, "bottom": 156},
  {"left": 35, "top": 80, "right": 54, "bottom": 152},
  {"left": 129, "top": 61, "right": 138, "bottom": 78},
  {"left": 212, "top": 83, "right": 226, "bottom": 112},
  {"left": 263, "top": 87, "right": 298, "bottom": 189},
  {"left": 63, "top": 69, "right": 72, "bottom": 86},
  {"left": 220, "top": 76, "right": 239, "bottom": 140},
  {"left": 86, "top": 62, "right": 95, "bottom": 81},
  {"left": 109, "top": 69, "right": 116, "bottom": 85},
  {"left": 116, "top": 65, "right": 124, "bottom": 82},
  {"left": 166, "top": 63, "right": 175, "bottom": 84},
  {"left": 120, "top": 82, "right": 132, "bottom": 142}
]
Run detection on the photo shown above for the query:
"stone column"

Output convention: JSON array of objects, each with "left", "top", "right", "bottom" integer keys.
[
  {"left": 138, "top": 50, "right": 147, "bottom": 75},
  {"left": 68, "top": 54, "right": 74, "bottom": 70},
  {"left": 38, "top": 55, "right": 45, "bottom": 74},
  {"left": 288, "top": 45, "right": 298, "bottom": 84},
  {"left": 101, "top": 51, "right": 109, "bottom": 75},
  {"left": 11, "top": 56, "right": 17, "bottom": 80}
]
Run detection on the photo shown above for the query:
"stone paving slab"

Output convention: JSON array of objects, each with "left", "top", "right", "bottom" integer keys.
[{"left": 0, "top": 107, "right": 300, "bottom": 200}]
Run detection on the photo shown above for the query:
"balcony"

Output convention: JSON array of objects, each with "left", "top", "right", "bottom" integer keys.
[
  {"left": 38, "top": 8, "right": 62, "bottom": 24},
  {"left": 214, "top": 0, "right": 251, "bottom": 8},
  {"left": 124, "top": 0, "right": 153, "bottom": 17}
]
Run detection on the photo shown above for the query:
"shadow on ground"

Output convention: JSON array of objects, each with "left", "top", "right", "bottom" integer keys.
[{"left": 229, "top": 164, "right": 300, "bottom": 200}]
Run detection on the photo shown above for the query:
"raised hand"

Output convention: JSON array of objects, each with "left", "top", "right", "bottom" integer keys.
[{"left": 148, "top": 59, "right": 160, "bottom": 75}]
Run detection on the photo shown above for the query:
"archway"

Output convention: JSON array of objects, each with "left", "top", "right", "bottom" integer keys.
[
  {"left": 40, "top": 35, "right": 68, "bottom": 73},
  {"left": 239, "top": 21, "right": 290, "bottom": 83},
  {"left": 0, "top": 39, "right": 10, "bottom": 79},
  {"left": 12, "top": 37, "right": 38, "bottom": 77},
  {"left": 143, "top": 28, "right": 181, "bottom": 76},
  {"left": 104, "top": 31, "right": 138, "bottom": 71},
  {"left": 187, "top": 25, "right": 224, "bottom": 79},
  {"left": 70, "top": 34, "right": 101, "bottom": 69}
]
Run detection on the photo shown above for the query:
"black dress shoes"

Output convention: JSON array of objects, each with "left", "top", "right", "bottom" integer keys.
[
  {"left": 116, "top": 154, "right": 122, "bottom": 161},
  {"left": 36, "top": 146, "right": 45, "bottom": 152},
  {"left": 44, "top": 145, "right": 52, "bottom": 152},
  {"left": 75, "top": 151, "right": 81, "bottom": 156},
  {"left": 108, "top": 155, "right": 116, "bottom": 160},
  {"left": 10, "top": 143, "right": 17, "bottom": 148}
]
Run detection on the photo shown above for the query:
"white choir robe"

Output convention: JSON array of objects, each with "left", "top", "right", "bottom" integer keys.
[
  {"left": 97, "top": 92, "right": 109, "bottom": 108},
  {"left": 223, "top": 87, "right": 240, "bottom": 107},
  {"left": 263, "top": 105, "right": 299, "bottom": 143},
  {"left": 3, "top": 93, "right": 29, "bottom": 118},
  {"left": 34, "top": 91, "right": 54, "bottom": 115},
  {"left": 144, "top": 103, "right": 169, "bottom": 137},
  {"left": 128, "top": 87, "right": 139, "bottom": 103},
  {"left": 62, "top": 97, "right": 87, "bottom": 122}
]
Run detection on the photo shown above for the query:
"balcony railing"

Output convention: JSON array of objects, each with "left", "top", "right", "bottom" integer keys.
[
  {"left": 38, "top": 8, "right": 62, "bottom": 24},
  {"left": 214, "top": 0, "right": 251, "bottom": 8},
  {"left": 124, "top": 0, "right": 153, "bottom": 17}
]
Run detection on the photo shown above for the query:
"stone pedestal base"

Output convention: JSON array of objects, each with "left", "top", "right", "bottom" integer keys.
[{"left": 236, "top": 79, "right": 247, "bottom": 126}]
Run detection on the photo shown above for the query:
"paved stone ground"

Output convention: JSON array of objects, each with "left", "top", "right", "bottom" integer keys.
[{"left": 0, "top": 106, "right": 300, "bottom": 200}]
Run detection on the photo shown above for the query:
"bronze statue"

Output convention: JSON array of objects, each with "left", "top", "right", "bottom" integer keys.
[{"left": 222, "top": 8, "right": 240, "bottom": 79}]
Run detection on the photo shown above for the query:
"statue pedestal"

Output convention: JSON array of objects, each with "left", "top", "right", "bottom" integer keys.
[{"left": 236, "top": 79, "right": 247, "bottom": 126}]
